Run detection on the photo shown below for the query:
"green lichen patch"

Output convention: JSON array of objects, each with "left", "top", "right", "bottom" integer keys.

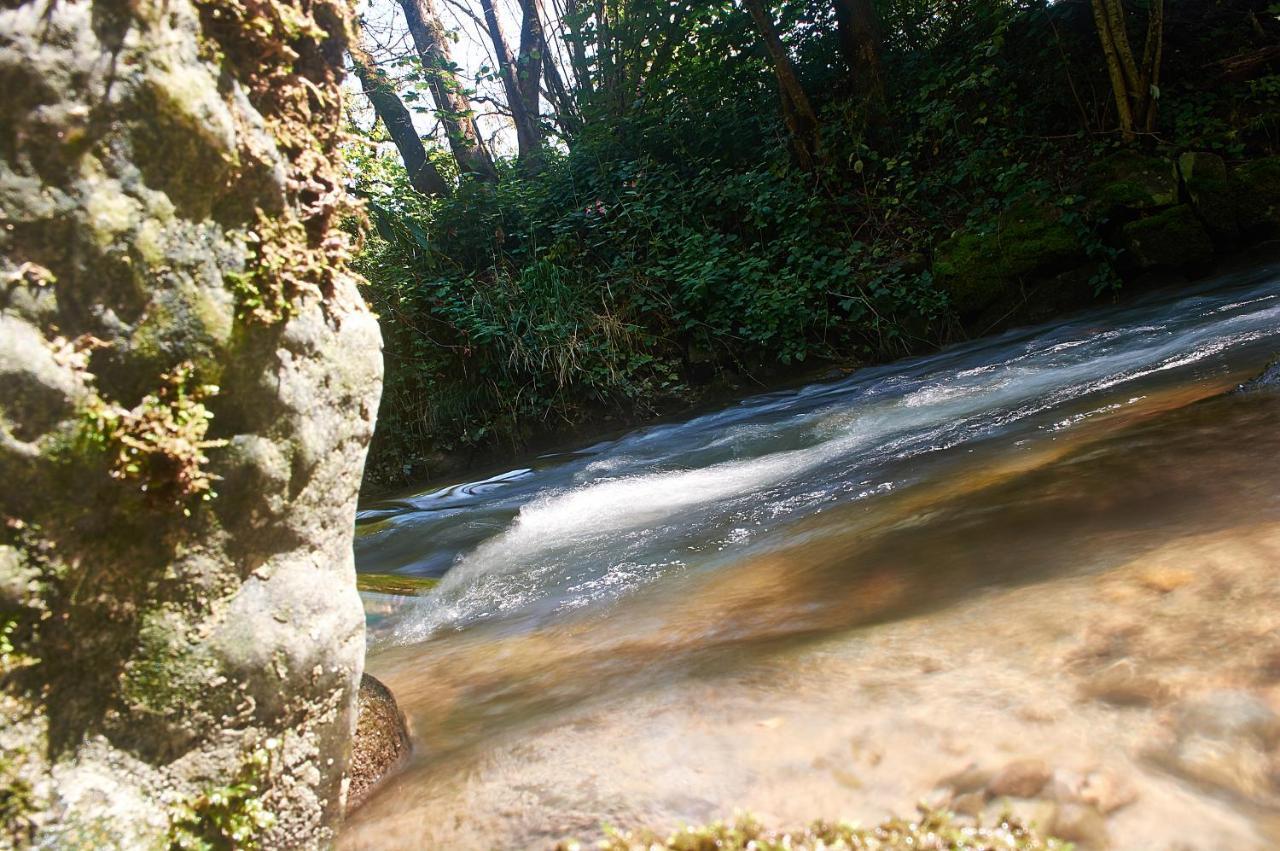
[
  {"left": 167, "top": 744, "right": 279, "bottom": 851},
  {"left": 558, "top": 811, "right": 1071, "bottom": 851}
]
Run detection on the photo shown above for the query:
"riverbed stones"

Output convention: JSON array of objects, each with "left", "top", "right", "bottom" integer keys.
[
  {"left": 345, "top": 674, "right": 412, "bottom": 810},
  {"left": 1147, "top": 690, "right": 1280, "bottom": 806},
  {"left": 1079, "top": 664, "right": 1170, "bottom": 707},
  {"left": 0, "top": 0, "right": 382, "bottom": 844},
  {"left": 987, "top": 758, "right": 1053, "bottom": 799},
  {"left": 1048, "top": 802, "right": 1109, "bottom": 850}
]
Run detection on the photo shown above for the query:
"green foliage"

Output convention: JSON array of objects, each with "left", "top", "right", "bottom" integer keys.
[
  {"left": 167, "top": 745, "right": 278, "bottom": 851},
  {"left": 351, "top": 0, "right": 1280, "bottom": 481},
  {"left": 557, "top": 810, "right": 1071, "bottom": 850}
]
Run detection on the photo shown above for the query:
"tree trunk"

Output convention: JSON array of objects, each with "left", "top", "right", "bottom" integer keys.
[
  {"left": 562, "top": 0, "right": 594, "bottom": 99},
  {"left": 833, "top": 0, "right": 885, "bottom": 105},
  {"left": 398, "top": 0, "right": 499, "bottom": 181},
  {"left": 1090, "top": 0, "right": 1163, "bottom": 140},
  {"left": 515, "top": 0, "right": 547, "bottom": 120},
  {"left": 542, "top": 44, "right": 583, "bottom": 137},
  {"left": 744, "top": 0, "right": 821, "bottom": 169},
  {"left": 349, "top": 30, "right": 450, "bottom": 197},
  {"left": 479, "top": 0, "right": 543, "bottom": 165}
]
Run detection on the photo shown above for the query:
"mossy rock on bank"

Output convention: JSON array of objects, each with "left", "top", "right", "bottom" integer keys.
[
  {"left": 933, "top": 201, "right": 1087, "bottom": 318},
  {"left": 1085, "top": 150, "right": 1178, "bottom": 219},
  {"left": 355, "top": 573, "right": 440, "bottom": 596},
  {"left": 1121, "top": 205, "right": 1215, "bottom": 270},
  {"left": 1178, "top": 151, "right": 1239, "bottom": 243},
  {"left": 1232, "top": 156, "right": 1280, "bottom": 238}
]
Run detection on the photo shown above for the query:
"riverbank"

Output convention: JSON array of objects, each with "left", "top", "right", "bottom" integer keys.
[{"left": 360, "top": 241, "right": 1280, "bottom": 500}]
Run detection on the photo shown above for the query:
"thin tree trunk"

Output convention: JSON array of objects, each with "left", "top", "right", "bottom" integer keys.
[
  {"left": 397, "top": 0, "right": 499, "bottom": 181},
  {"left": 833, "top": 0, "right": 884, "bottom": 105},
  {"left": 1140, "top": 0, "right": 1164, "bottom": 132},
  {"left": 479, "top": 0, "right": 542, "bottom": 163},
  {"left": 563, "top": 0, "right": 593, "bottom": 99},
  {"left": 515, "top": 0, "right": 546, "bottom": 118},
  {"left": 1089, "top": 0, "right": 1162, "bottom": 140},
  {"left": 744, "top": 0, "right": 821, "bottom": 169},
  {"left": 542, "top": 42, "right": 582, "bottom": 137},
  {"left": 349, "top": 31, "right": 450, "bottom": 197}
]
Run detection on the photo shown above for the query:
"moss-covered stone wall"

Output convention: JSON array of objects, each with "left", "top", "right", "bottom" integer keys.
[{"left": 0, "top": 0, "right": 382, "bottom": 843}]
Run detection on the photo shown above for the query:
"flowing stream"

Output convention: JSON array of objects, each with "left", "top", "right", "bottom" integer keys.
[{"left": 342, "top": 263, "right": 1280, "bottom": 849}]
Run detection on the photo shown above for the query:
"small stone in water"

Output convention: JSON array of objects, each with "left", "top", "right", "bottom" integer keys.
[
  {"left": 1050, "top": 802, "right": 1110, "bottom": 850},
  {"left": 1079, "top": 770, "right": 1137, "bottom": 815},
  {"left": 938, "top": 762, "right": 994, "bottom": 795},
  {"left": 987, "top": 758, "right": 1052, "bottom": 799},
  {"left": 952, "top": 791, "right": 985, "bottom": 816},
  {"left": 1079, "top": 665, "right": 1170, "bottom": 707},
  {"left": 1135, "top": 565, "right": 1195, "bottom": 593}
]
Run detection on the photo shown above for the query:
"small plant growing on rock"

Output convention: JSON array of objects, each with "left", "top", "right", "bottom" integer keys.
[
  {"left": 77, "top": 362, "right": 228, "bottom": 514},
  {"left": 167, "top": 743, "right": 278, "bottom": 851}
]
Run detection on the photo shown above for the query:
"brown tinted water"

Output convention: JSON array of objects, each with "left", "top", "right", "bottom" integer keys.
[{"left": 343, "top": 270, "right": 1280, "bottom": 849}]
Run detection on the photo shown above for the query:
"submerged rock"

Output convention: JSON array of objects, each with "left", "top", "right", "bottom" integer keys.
[
  {"left": 1147, "top": 690, "right": 1280, "bottom": 807},
  {"left": 987, "top": 758, "right": 1053, "bottom": 799},
  {"left": 1048, "top": 802, "right": 1109, "bottom": 850},
  {"left": 346, "top": 674, "right": 412, "bottom": 811},
  {"left": 1236, "top": 356, "right": 1280, "bottom": 392}
]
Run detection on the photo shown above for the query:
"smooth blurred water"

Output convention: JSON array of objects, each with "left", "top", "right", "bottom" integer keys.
[{"left": 357, "top": 263, "right": 1280, "bottom": 644}]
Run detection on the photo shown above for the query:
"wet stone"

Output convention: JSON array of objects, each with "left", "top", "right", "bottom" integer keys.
[
  {"left": 987, "top": 758, "right": 1052, "bottom": 799},
  {"left": 345, "top": 674, "right": 412, "bottom": 811},
  {"left": 937, "top": 762, "right": 994, "bottom": 796},
  {"left": 1049, "top": 802, "right": 1109, "bottom": 850},
  {"left": 1079, "top": 665, "right": 1170, "bottom": 707}
]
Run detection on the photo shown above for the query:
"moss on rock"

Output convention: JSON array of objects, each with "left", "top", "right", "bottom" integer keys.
[
  {"left": 1085, "top": 150, "right": 1178, "bottom": 218},
  {"left": 1232, "top": 156, "right": 1280, "bottom": 238},
  {"left": 1121, "top": 205, "right": 1215, "bottom": 270},
  {"left": 933, "top": 201, "right": 1086, "bottom": 318},
  {"left": 1177, "top": 151, "right": 1239, "bottom": 245}
]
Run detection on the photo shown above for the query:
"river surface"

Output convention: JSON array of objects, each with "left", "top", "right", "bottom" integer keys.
[{"left": 342, "top": 264, "right": 1280, "bottom": 849}]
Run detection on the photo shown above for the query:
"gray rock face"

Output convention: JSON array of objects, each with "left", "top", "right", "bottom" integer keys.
[{"left": 0, "top": 0, "right": 382, "bottom": 845}]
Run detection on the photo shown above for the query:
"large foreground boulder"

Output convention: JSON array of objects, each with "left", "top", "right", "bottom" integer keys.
[{"left": 0, "top": 0, "right": 382, "bottom": 845}]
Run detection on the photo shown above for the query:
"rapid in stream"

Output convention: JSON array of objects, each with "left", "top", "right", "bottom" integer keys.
[{"left": 343, "top": 262, "right": 1280, "bottom": 849}]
